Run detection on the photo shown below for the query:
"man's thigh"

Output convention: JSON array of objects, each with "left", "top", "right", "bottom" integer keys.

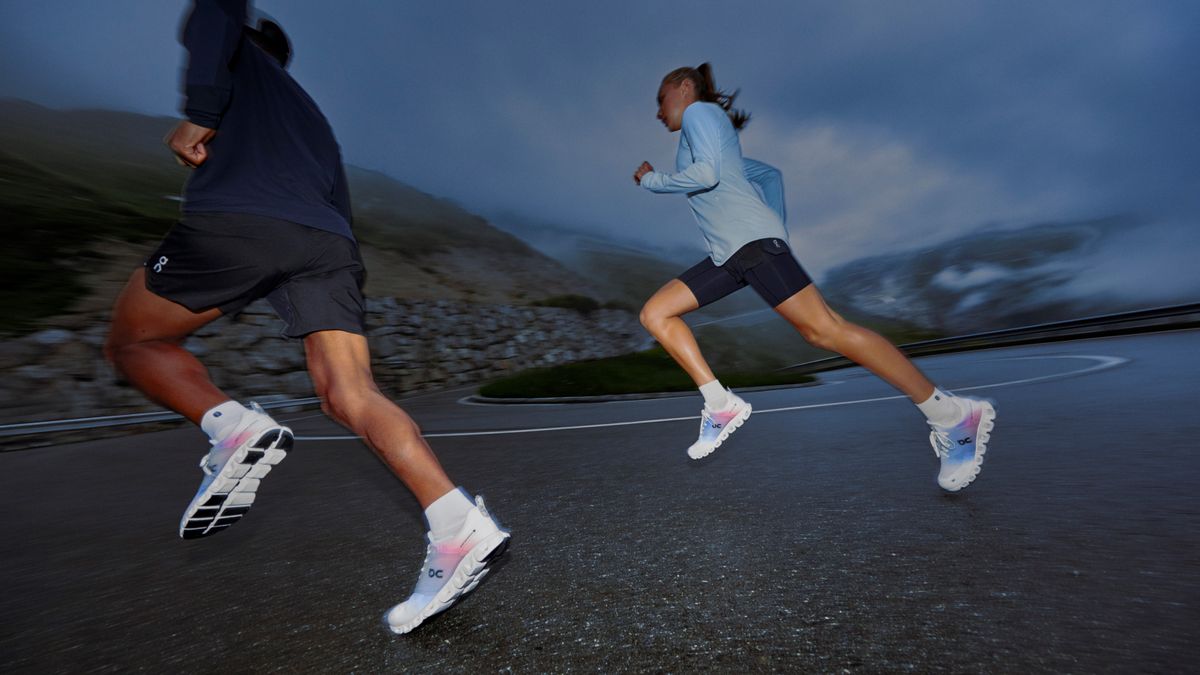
[{"left": 108, "top": 267, "right": 222, "bottom": 347}]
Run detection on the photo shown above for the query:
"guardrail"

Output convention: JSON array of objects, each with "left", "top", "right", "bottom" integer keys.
[
  {"left": 0, "top": 397, "right": 322, "bottom": 439},
  {"left": 779, "top": 302, "right": 1200, "bottom": 373},
  {"left": 2, "top": 302, "right": 1197, "bottom": 439}
]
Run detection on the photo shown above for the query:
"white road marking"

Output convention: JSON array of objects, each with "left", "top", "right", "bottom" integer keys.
[{"left": 294, "top": 354, "right": 1128, "bottom": 441}]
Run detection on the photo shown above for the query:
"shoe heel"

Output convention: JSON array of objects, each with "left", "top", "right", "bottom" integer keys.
[{"left": 481, "top": 536, "right": 510, "bottom": 565}]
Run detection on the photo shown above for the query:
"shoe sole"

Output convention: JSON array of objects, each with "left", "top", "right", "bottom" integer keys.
[
  {"left": 385, "top": 530, "right": 511, "bottom": 635},
  {"left": 688, "top": 403, "right": 753, "bottom": 460},
  {"left": 179, "top": 427, "right": 293, "bottom": 539},
  {"left": 939, "top": 402, "right": 996, "bottom": 492}
]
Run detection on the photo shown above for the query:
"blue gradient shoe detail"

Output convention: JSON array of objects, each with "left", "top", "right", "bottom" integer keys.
[
  {"left": 929, "top": 398, "right": 996, "bottom": 492},
  {"left": 687, "top": 392, "right": 752, "bottom": 460}
]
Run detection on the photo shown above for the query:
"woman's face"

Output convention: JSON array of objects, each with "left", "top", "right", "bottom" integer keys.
[{"left": 656, "top": 79, "right": 696, "bottom": 132}]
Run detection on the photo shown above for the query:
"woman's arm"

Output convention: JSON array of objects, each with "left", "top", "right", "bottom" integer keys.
[
  {"left": 638, "top": 105, "right": 723, "bottom": 193},
  {"left": 743, "top": 157, "right": 786, "bottom": 223}
]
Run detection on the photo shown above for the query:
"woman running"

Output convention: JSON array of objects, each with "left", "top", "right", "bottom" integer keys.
[{"left": 633, "top": 63, "right": 995, "bottom": 491}]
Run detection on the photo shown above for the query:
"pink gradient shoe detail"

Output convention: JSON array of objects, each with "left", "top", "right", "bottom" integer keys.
[{"left": 687, "top": 393, "right": 752, "bottom": 460}]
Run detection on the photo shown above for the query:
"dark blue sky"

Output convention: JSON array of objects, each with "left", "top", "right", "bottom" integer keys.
[{"left": 2, "top": 1, "right": 1197, "bottom": 280}]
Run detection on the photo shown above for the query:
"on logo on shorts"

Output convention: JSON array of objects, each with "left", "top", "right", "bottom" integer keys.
[{"left": 153, "top": 256, "right": 169, "bottom": 273}]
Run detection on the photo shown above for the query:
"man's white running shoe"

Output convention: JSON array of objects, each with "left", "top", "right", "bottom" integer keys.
[
  {"left": 385, "top": 496, "right": 510, "bottom": 635},
  {"left": 179, "top": 403, "right": 292, "bottom": 539},
  {"left": 687, "top": 391, "right": 752, "bottom": 460},
  {"left": 929, "top": 397, "right": 996, "bottom": 492}
]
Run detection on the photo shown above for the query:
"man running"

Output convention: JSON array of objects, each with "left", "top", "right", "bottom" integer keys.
[{"left": 103, "top": 0, "right": 508, "bottom": 634}]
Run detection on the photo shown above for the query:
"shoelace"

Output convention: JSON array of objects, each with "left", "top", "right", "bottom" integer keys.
[
  {"left": 697, "top": 409, "right": 717, "bottom": 435},
  {"left": 930, "top": 426, "right": 953, "bottom": 458}
]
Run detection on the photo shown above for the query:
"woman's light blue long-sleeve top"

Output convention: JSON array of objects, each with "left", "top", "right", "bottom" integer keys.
[{"left": 639, "top": 101, "right": 788, "bottom": 265}]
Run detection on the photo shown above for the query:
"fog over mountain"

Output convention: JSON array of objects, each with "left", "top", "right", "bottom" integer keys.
[
  {"left": 2, "top": 1, "right": 1196, "bottom": 289},
  {"left": 820, "top": 217, "right": 1200, "bottom": 334}
]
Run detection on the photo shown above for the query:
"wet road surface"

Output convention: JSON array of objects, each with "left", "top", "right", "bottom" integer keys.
[{"left": 2, "top": 330, "right": 1198, "bottom": 672}]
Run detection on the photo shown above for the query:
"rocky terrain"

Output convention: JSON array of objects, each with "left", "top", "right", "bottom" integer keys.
[{"left": 0, "top": 298, "right": 645, "bottom": 433}]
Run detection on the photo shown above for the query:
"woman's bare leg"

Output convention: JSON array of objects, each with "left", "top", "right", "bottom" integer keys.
[
  {"left": 774, "top": 285, "right": 935, "bottom": 402},
  {"left": 639, "top": 279, "right": 715, "bottom": 386}
]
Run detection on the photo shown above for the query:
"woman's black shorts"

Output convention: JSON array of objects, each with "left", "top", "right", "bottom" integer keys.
[
  {"left": 144, "top": 212, "right": 366, "bottom": 338},
  {"left": 678, "top": 237, "right": 812, "bottom": 308}
]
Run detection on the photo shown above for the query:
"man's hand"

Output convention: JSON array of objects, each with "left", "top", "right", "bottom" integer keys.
[
  {"left": 633, "top": 161, "right": 654, "bottom": 185},
  {"left": 164, "top": 120, "right": 217, "bottom": 168}
]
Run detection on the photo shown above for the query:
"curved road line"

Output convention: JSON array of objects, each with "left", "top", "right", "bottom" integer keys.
[{"left": 295, "top": 354, "right": 1128, "bottom": 441}]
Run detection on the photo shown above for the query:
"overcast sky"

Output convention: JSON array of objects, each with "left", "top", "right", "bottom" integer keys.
[{"left": 2, "top": 1, "right": 1197, "bottom": 277}]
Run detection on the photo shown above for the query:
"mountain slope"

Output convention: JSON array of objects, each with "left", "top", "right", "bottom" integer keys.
[
  {"left": 820, "top": 217, "right": 1198, "bottom": 333},
  {"left": 0, "top": 99, "right": 598, "bottom": 331}
]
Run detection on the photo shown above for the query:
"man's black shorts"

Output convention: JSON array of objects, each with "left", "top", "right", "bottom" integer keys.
[
  {"left": 144, "top": 212, "right": 366, "bottom": 338},
  {"left": 678, "top": 237, "right": 813, "bottom": 308}
]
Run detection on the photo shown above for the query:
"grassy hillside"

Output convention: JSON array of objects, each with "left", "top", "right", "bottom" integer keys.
[
  {"left": 0, "top": 99, "right": 599, "bottom": 333},
  {"left": 0, "top": 150, "right": 171, "bottom": 332}
]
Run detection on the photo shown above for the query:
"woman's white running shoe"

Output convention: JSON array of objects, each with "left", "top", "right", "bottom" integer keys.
[
  {"left": 929, "top": 397, "right": 996, "bottom": 492},
  {"left": 384, "top": 496, "right": 511, "bottom": 635},
  {"left": 687, "top": 391, "right": 752, "bottom": 460}
]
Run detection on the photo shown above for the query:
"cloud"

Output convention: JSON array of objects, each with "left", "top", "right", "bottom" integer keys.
[
  {"left": 751, "top": 119, "right": 1046, "bottom": 277},
  {"left": 1, "top": 0, "right": 1196, "bottom": 275},
  {"left": 1038, "top": 221, "right": 1200, "bottom": 306},
  {"left": 933, "top": 265, "right": 1011, "bottom": 291}
]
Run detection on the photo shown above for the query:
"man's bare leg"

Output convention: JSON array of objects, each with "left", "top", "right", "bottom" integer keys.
[
  {"left": 301, "top": 331, "right": 510, "bottom": 632},
  {"left": 106, "top": 267, "right": 295, "bottom": 538},
  {"left": 104, "top": 267, "right": 228, "bottom": 422},
  {"left": 303, "top": 330, "right": 454, "bottom": 508}
]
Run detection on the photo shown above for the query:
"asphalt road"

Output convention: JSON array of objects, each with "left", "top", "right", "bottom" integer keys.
[{"left": 2, "top": 330, "right": 1198, "bottom": 672}]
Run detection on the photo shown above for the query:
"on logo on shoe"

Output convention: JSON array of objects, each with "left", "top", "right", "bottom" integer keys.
[{"left": 428, "top": 569, "right": 444, "bottom": 578}]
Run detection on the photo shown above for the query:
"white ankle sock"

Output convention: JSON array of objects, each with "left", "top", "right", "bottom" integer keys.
[
  {"left": 425, "top": 487, "right": 475, "bottom": 541},
  {"left": 917, "top": 388, "right": 964, "bottom": 426},
  {"left": 699, "top": 380, "right": 731, "bottom": 410},
  {"left": 200, "top": 400, "right": 250, "bottom": 443}
]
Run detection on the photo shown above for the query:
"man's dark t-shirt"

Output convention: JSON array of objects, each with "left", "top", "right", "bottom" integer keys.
[{"left": 180, "top": 0, "right": 353, "bottom": 241}]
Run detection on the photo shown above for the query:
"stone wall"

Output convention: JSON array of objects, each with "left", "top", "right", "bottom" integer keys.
[{"left": 0, "top": 298, "right": 647, "bottom": 427}]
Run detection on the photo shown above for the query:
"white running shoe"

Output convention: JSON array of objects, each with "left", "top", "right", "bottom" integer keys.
[
  {"left": 384, "top": 496, "right": 510, "bottom": 635},
  {"left": 687, "top": 391, "right": 752, "bottom": 460},
  {"left": 929, "top": 397, "right": 996, "bottom": 492},
  {"left": 179, "top": 402, "right": 292, "bottom": 539}
]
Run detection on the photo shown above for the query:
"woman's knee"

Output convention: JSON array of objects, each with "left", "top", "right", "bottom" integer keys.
[
  {"left": 639, "top": 301, "right": 675, "bottom": 334},
  {"left": 796, "top": 318, "right": 843, "bottom": 351},
  {"left": 638, "top": 303, "right": 657, "bottom": 332}
]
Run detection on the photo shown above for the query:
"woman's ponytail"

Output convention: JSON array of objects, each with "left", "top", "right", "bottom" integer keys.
[{"left": 662, "top": 63, "right": 750, "bottom": 130}]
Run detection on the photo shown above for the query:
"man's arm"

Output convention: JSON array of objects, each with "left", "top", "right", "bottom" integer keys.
[
  {"left": 167, "top": 0, "right": 246, "bottom": 168},
  {"left": 180, "top": 0, "right": 247, "bottom": 129}
]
